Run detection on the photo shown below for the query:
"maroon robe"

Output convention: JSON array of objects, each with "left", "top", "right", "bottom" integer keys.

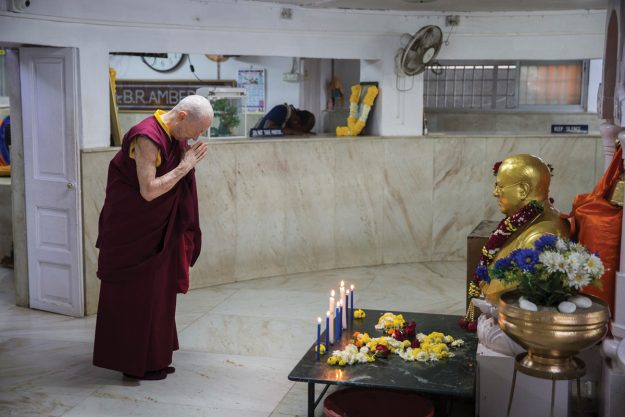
[{"left": 93, "top": 115, "right": 201, "bottom": 376}]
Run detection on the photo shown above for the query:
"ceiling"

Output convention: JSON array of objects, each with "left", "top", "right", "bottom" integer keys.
[{"left": 244, "top": 0, "right": 608, "bottom": 13}]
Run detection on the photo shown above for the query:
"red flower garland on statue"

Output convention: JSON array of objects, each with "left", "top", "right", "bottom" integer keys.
[{"left": 459, "top": 161, "right": 544, "bottom": 331}]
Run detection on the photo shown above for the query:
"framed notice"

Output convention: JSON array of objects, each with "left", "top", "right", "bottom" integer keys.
[
  {"left": 115, "top": 79, "right": 236, "bottom": 111},
  {"left": 238, "top": 69, "right": 266, "bottom": 113}
]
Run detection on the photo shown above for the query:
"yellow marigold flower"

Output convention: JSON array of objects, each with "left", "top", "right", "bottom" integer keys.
[
  {"left": 338, "top": 358, "right": 347, "bottom": 366},
  {"left": 367, "top": 356, "right": 375, "bottom": 363},
  {"left": 327, "top": 356, "right": 338, "bottom": 365},
  {"left": 403, "top": 340, "right": 411, "bottom": 347},
  {"left": 362, "top": 333, "right": 371, "bottom": 343},
  {"left": 367, "top": 341, "right": 377, "bottom": 350},
  {"left": 315, "top": 344, "right": 326, "bottom": 354},
  {"left": 354, "top": 309, "right": 366, "bottom": 319}
]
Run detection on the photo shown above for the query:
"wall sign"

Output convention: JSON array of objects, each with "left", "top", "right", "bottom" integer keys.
[
  {"left": 551, "top": 124, "right": 589, "bottom": 134},
  {"left": 238, "top": 69, "right": 266, "bottom": 113},
  {"left": 115, "top": 79, "right": 236, "bottom": 111}
]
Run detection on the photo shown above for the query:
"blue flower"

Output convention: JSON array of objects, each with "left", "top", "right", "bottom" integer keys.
[
  {"left": 493, "top": 257, "right": 512, "bottom": 271},
  {"left": 475, "top": 265, "right": 491, "bottom": 283},
  {"left": 513, "top": 249, "right": 539, "bottom": 272},
  {"left": 534, "top": 234, "right": 557, "bottom": 252}
]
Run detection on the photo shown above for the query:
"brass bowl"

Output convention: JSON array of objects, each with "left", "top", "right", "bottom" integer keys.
[{"left": 498, "top": 291, "right": 610, "bottom": 379}]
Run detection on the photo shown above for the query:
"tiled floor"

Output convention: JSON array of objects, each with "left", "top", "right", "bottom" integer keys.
[{"left": 0, "top": 262, "right": 469, "bottom": 417}]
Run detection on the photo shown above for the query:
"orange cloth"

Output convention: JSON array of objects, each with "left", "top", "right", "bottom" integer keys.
[{"left": 571, "top": 146, "right": 623, "bottom": 316}]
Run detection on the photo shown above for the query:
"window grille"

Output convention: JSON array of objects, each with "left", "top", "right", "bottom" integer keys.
[{"left": 424, "top": 61, "right": 585, "bottom": 111}]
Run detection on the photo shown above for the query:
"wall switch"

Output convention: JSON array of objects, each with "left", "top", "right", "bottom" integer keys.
[{"left": 283, "top": 72, "right": 300, "bottom": 82}]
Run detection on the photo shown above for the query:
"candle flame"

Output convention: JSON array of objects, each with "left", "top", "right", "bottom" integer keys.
[
  {"left": 341, "top": 280, "right": 345, "bottom": 287},
  {"left": 326, "top": 311, "right": 330, "bottom": 317},
  {"left": 346, "top": 290, "right": 350, "bottom": 295},
  {"left": 351, "top": 284, "right": 354, "bottom": 290},
  {"left": 318, "top": 317, "right": 322, "bottom": 323},
  {"left": 331, "top": 289, "right": 335, "bottom": 296}
]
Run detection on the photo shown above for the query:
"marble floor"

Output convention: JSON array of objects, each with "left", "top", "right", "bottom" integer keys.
[{"left": 0, "top": 261, "right": 470, "bottom": 417}]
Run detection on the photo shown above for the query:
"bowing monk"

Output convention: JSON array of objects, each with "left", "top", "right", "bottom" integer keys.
[{"left": 93, "top": 95, "right": 213, "bottom": 380}]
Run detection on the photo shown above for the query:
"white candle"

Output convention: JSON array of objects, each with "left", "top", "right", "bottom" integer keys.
[
  {"left": 340, "top": 281, "right": 346, "bottom": 328},
  {"left": 329, "top": 290, "right": 335, "bottom": 344}
]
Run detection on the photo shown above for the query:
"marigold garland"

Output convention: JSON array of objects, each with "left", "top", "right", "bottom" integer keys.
[{"left": 336, "top": 84, "right": 379, "bottom": 137}]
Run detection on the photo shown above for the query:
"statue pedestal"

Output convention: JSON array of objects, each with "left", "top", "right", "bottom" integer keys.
[{"left": 476, "top": 343, "right": 570, "bottom": 417}]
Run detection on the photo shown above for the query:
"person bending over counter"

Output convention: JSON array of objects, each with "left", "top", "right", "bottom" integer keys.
[{"left": 250, "top": 104, "right": 315, "bottom": 137}]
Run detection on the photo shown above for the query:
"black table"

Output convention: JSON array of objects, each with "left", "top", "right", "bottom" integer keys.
[{"left": 287, "top": 309, "right": 478, "bottom": 417}]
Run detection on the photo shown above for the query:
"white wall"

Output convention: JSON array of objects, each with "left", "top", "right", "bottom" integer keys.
[
  {"left": 588, "top": 58, "right": 603, "bottom": 113},
  {"left": 0, "top": 0, "right": 606, "bottom": 147},
  {"left": 110, "top": 54, "right": 300, "bottom": 112}
]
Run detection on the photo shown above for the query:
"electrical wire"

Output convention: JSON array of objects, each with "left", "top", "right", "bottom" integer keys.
[{"left": 187, "top": 55, "right": 202, "bottom": 81}]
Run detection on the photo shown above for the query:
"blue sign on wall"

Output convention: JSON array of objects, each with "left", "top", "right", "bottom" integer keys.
[{"left": 551, "top": 124, "right": 589, "bottom": 134}]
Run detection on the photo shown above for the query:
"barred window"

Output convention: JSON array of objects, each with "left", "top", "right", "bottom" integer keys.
[
  {"left": 519, "top": 63, "right": 582, "bottom": 105},
  {"left": 424, "top": 61, "right": 586, "bottom": 110}
]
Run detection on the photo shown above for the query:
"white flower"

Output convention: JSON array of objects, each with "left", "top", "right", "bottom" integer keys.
[
  {"left": 567, "top": 270, "right": 592, "bottom": 290},
  {"left": 539, "top": 251, "right": 565, "bottom": 273},
  {"left": 451, "top": 339, "right": 465, "bottom": 348},
  {"left": 359, "top": 346, "right": 369, "bottom": 354},
  {"left": 416, "top": 333, "right": 427, "bottom": 343},
  {"left": 429, "top": 353, "right": 439, "bottom": 362},
  {"left": 443, "top": 335, "right": 454, "bottom": 344},
  {"left": 583, "top": 254, "right": 604, "bottom": 277},
  {"left": 555, "top": 238, "right": 568, "bottom": 252},
  {"left": 416, "top": 351, "right": 429, "bottom": 362},
  {"left": 566, "top": 252, "right": 584, "bottom": 274},
  {"left": 399, "top": 348, "right": 415, "bottom": 361}
]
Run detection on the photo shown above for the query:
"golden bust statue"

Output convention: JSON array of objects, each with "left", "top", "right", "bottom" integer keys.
[{"left": 481, "top": 154, "right": 570, "bottom": 300}]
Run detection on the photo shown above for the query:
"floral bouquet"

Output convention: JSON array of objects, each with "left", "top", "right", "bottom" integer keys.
[
  {"left": 487, "top": 234, "right": 603, "bottom": 308},
  {"left": 374, "top": 312, "right": 406, "bottom": 331}
]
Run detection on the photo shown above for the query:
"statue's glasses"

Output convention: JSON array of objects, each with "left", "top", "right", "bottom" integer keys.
[{"left": 493, "top": 181, "right": 522, "bottom": 194}]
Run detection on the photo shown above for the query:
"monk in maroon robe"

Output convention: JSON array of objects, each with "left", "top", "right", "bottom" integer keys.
[{"left": 93, "top": 95, "right": 212, "bottom": 380}]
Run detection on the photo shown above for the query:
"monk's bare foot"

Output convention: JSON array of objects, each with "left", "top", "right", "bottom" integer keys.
[{"left": 164, "top": 366, "right": 175, "bottom": 374}]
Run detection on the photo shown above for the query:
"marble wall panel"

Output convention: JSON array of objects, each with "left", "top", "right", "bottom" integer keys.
[
  {"left": 78, "top": 136, "right": 604, "bottom": 312},
  {"left": 539, "top": 137, "right": 600, "bottom": 216},
  {"left": 382, "top": 138, "right": 434, "bottom": 263},
  {"left": 234, "top": 143, "right": 287, "bottom": 280},
  {"left": 81, "top": 150, "right": 116, "bottom": 315},
  {"left": 191, "top": 144, "right": 237, "bottom": 288},
  {"left": 284, "top": 141, "right": 336, "bottom": 274},
  {"left": 432, "top": 138, "right": 487, "bottom": 260},
  {"left": 334, "top": 140, "right": 384, "bottom": 268}
]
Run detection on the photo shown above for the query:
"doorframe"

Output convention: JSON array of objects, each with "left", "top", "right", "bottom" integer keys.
[
  {"left": 5, "top": 46, "right": 85, "bottom": 314},
  {"left": 5, "top": 48, "right": 28, "bottom": 307}
]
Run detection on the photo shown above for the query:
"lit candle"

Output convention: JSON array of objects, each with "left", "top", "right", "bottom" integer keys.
[
  {"left": 325, "top": 311, "right": 330, "bottom": 349},
  {"left": 329, "top": 290, "right": 335, "bottom": 344},
  {"left": 346, "top": 290, "right": 350, "bottom": 329},
  {"left": 317, "top": 317, "right": 321, "bottom": 361},
  {"left": 340, "top": 281, "right": 346, "bottom": 329},
  {"left": 350, "top": 284, "right": 355, "bottom": 326}
]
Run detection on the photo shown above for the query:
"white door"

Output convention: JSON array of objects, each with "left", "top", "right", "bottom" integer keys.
[{"left": 20, "top": 47, "right": 83, "bottom": 317}]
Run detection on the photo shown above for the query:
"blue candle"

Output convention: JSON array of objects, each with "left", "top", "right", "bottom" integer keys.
[
  {"left": 346, "top": 290, "right": 350, "bottom": 329},
  {"left": 339, "top": 302, "right": 343, "bottom": 339},
  {"left": 316, "top": 317, "right": 321, "bottom": 361},
  {"left": 350, "top": 285, "right": 355, "bottom": 326},
  {"left": 335, "top": 306, "right": 340, "bottom": 342},
  {"left": 325, "top": 311, "right": 330, "bottom": 349}
]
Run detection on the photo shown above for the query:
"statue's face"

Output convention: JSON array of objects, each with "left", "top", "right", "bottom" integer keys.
[{"left": 493, "top": 171, "right": 525, "bottom": 216}]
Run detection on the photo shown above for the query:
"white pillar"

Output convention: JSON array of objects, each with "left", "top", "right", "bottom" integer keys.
[{"left": 599, "top": 122, "right": 623, "bottom": 171}]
